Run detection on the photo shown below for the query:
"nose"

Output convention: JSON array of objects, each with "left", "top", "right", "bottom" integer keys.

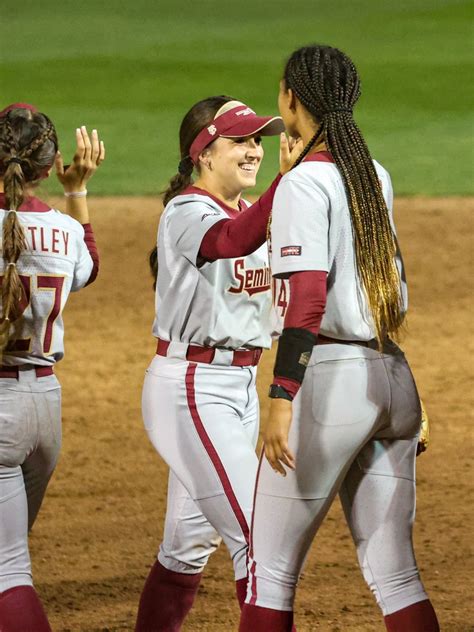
[{"left": 245, "top": 139, "right": 263, "bottom": 160}]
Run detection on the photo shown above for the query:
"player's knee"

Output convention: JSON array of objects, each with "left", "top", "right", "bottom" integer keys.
[
  {"left": 158, "top": 543, "right": 215, "bottom": 574},
  {"left": 246, "top": 558, "right": 297, "bottom": 610},
  {"left": 231, "top": 543, "right": 250, "bottom": 580},
  {"left": 364, "top": 563, "right": 427, "bottom": 615}
]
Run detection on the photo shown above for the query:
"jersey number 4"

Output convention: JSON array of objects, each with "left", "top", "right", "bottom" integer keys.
[
  {"left": 0, "top": 274, "right": 65, "bottom": 354},
  {"left": 274, "top": 279, "right": 288, "bottom": 317}
]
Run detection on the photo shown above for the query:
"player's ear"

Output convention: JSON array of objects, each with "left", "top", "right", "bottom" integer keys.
[
  {"left": 36, "top": 165, "right": 53, "bottom": 181},
  {"left": 288, "top": 88, "right": 298, "bottom": 113},
  {"left": 280, "top": 83, "right": 298, "bottom": 114},
  {"left": 198, "top": 147, "right": 213, "bottom": 171}
]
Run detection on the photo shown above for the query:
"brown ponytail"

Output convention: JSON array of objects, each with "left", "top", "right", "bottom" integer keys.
[
  {"left": 0, "top": 108, "right": 57, "bottom": 355},
  {"left": 162, "top": 168, "right": 193, "bottom": 207}
]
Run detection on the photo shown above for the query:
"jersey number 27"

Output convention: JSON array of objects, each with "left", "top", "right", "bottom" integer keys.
[{"left": 0, "top": 273, "right": 65, "bottom": 354}]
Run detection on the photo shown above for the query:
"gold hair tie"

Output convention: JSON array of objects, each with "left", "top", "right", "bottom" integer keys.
[{"left": 6, "top": 262, "right": 16, "bottom": 267}]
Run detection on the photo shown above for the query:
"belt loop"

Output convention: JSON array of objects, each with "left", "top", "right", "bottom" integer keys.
[
  {"left": 167, "top": 341, "right": 188, "bottom": 361},
  {"left": 212, "top": 348, "right": 233, "bottom": 367}
]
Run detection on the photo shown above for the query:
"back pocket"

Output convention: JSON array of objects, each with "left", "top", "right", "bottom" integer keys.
[{"left": 0, "top": 391, "right": 30, "bottom": 466}]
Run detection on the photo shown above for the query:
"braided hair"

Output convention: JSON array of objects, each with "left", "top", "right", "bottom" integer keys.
[
  {"left": 284, "top": 45, "right": 403, "bottom": 344},
  {"left": 0, "top": 108, "right": 58, "bottom": 354}
]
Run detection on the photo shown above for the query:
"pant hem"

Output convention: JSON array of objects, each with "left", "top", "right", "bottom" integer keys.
[
  {"left": 0, "top": 576, "right": 34, "bottom": 593},
  {"left": 382, "top": 590, "right": 429, "bottom": 616},
  {"left": 157, "top": 551, "right": 206, "bottom": 575}
]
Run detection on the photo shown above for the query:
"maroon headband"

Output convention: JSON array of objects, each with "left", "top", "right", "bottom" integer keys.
[
  {"left": 189, "top": 102, "right": 284, "bottom": 165},
  {"left": 0, "top": 103, "right": 38, "bottom": 117}
]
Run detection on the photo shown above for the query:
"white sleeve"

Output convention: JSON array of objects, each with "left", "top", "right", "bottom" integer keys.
[
  {"left": 376, "top": 163, "right": 396, "bottom": 231},
  {"left": 166, "top": 200, "right": 228, "bottom": 266},
  {"left": 71, "top": 226, "right": 93, "bottom": 292},
  {"left": 270, "top": 176, "right": 330, "bottom": 277},
  {"left": 375, "top": 163, "right": 408, "bottom": 310}
]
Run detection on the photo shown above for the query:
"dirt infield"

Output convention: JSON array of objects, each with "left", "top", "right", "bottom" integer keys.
[{"left": 31, "top": 196, "right": 473, "bottom": 631}]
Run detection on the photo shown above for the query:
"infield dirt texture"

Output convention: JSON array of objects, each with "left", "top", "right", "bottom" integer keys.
[{"left": 3, "top": 0, "right": 474, "bottom": 630}]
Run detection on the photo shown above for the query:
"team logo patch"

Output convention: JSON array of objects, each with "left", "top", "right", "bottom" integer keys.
[
  {"left": 281, "top": 245, "right": 302, "bottom": 257},
  {"left": 207, "top": 124, "right": 217, "bottom": 135},
  {"left": 298, "top": 351, "right": 311, "bottom": 367}
]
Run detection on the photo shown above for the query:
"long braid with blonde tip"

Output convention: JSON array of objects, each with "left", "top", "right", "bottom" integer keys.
[
  {"left": 283, "top": 45, "right": 404, "bottom": 345},
  {"left": 0, "top": 108, "right": 57, "bottom": 355}
]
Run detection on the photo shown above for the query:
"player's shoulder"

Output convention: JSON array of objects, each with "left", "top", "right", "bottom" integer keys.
[
  {"left": 39, "top": 208, "right": 86, "bottom": 235},
  {"left": 164, "top": 187, "right": 228, "bottom": 222},
  {"left": 0, "top": 195, "right": 85, "bottom": 235},
  {"left": 279, "top": 153, "right": 338, "bottom": 199},
  {"left": 372, "top": 159, "right": 391, "bottom": 185}
]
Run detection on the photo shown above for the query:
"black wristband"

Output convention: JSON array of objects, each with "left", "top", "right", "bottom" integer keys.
[
  {"left": 274, "top": 327, "right": 316, "bottom": 384},
  {"left": 268, "top": 383, "right": 293, "bottom": 401}
]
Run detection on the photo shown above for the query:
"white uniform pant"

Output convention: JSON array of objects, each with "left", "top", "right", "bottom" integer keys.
[
  {"left": 247, "top": 341, "right": 428, "bottom": 616},
  {"left": 0, "top": 370, "right": 61, "bottom": 592},
  {"left": 142, "top": 355, "right": 259, "bottom": 580}
]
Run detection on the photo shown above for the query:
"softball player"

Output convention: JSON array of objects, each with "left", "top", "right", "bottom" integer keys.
[
  {"left": 0, "top": 104, "right": 104, "bottom": 631},
  {"left": 240, "top": 46, "right": 440, "bottom": 631},
  {"left": 135, "top": 96, "right": 304, "bottom": 631}
]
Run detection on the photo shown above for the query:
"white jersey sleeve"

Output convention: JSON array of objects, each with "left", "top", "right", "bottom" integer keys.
[
  {"left": 375, "top": 162, "right": 408, "bottom": 311},
  {"left": 70, "top": 221, "right": 93, "bottom": 292},
  {"left": 270, "top": 175, "right": 330, "bottom": 277},
  {"left": 166, "top": 199, "right": 229, "bottom": 266}
]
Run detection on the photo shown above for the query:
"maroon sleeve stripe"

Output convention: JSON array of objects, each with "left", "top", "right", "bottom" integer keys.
[
  {"left": 199, "top": 174, "right": 282, "bottom": 261},
  {"left": 82, "top": 223, "right": 99, "bottom": 286}
]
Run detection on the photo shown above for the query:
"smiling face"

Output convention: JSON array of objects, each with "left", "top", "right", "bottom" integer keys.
[{"left": 198, "top": 134, "right": 264, "bottom": 198}]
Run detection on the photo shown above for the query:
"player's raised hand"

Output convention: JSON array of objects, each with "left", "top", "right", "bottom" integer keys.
[
  {"left": 279, "top": 133, "right": 304, "bottom": 174},
  {"left": 55, "top": 126, "right": 105, "bottom": 193},
  {"left": 264, "top": 398, "right": 296, "bottom": 476}
]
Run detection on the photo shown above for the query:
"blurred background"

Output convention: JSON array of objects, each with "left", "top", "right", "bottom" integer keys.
[
  {"left": 2, "top": 0, "right": 473, "bottom": 196},
  {"left": 2, "top": 2, "right": 473, "bottom": 629}
]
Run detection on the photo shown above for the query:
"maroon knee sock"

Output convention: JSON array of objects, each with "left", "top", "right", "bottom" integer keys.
[
  {"left": 0, "top": 585, "right": 52, "bottom": 632},
  {"left": 384, "top": 599, "right": 440, "bottom": 632},
  {"left": 135, "top": 560, "right": 202, "bottom": 632},
  {"left": 240, "top": 603, "right": 294, "bottom": 632}
]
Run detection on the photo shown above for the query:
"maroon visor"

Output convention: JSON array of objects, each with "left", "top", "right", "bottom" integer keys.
[
  {"left": 0, "top": 103, "right": 38, "bottom": 117},
  {"left": 189, "top": 101, "right": 284, "bottom": 165}
]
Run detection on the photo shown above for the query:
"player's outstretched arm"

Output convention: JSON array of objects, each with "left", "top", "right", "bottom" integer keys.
[
  {"left": 199, "top": 133, "right": 304, "bottom": 263},
  {"left": 55, "top": 126, "right": 105, "bottom": 224}
]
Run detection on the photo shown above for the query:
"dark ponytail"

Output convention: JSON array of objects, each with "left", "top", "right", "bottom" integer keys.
[
  {"left": 0, "top": 108, "right": 57, "bottom": 354},
  {"left": 283, "top": 45, "right": 403, "bottom": 345}
]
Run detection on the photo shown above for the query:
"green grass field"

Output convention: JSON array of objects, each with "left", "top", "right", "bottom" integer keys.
[{"left": 2, "top": 0, "right": 473, "bottom": 195}]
